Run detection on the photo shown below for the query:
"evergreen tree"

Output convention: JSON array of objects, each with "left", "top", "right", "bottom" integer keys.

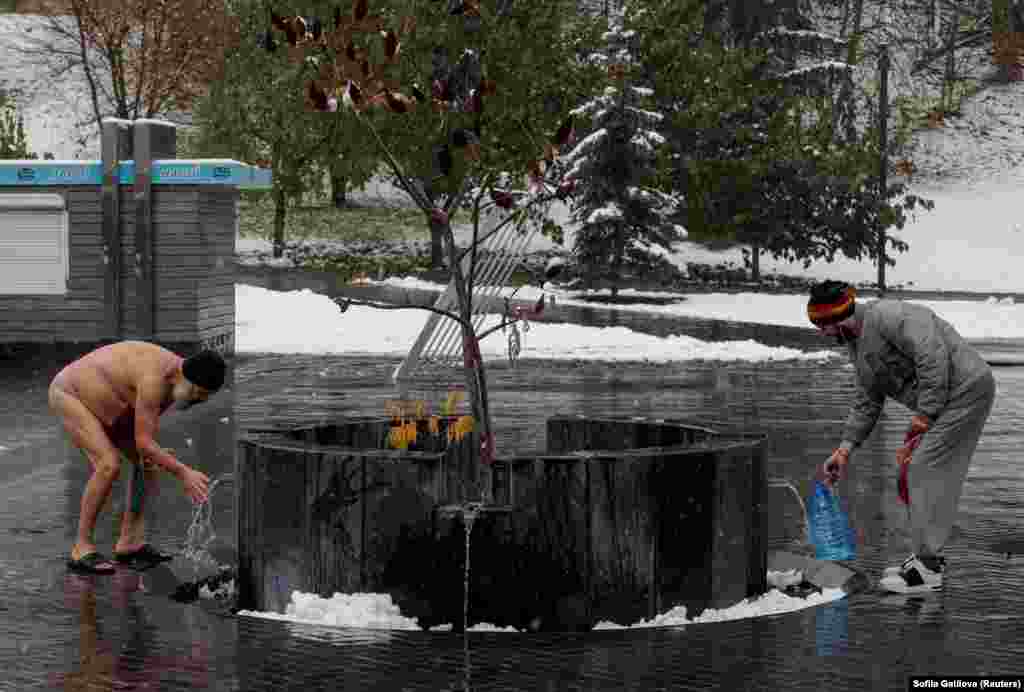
[
  {"left": 633, "top": 0, "right": 934, "bottom": 283},
  {"left": 0, "top": 92, "right": 36, "bottom": 159},
  {"left": 563, "top": 5, "right": 684, "bottom": 298}
]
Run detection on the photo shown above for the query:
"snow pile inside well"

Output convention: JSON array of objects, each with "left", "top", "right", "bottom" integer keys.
[
  {"left": 237, "top": 571, "right": 846, "bottom": 633},
  {"left": 592, "top": 586, "right": 846, "bottom": 630},
  {"left": 239, "top": 592, "right": 421, "bottom": 630}
]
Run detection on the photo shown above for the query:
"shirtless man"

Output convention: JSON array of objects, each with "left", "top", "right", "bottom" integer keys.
[{"left": 49, "top": 341, "right": 225, "bottom": 574}]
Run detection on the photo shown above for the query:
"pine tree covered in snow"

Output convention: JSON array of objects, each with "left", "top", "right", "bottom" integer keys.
[
  {"left": 563, "top": 4, "right": 685, "bottom": 298},
  {"left": 632, "top": 0, "right": 934, "bottom": 283}
]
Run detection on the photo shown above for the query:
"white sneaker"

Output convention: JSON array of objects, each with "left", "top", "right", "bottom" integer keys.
[
  {"left": 882, "top": 554, "right": 916, "bottom": 579},
  {"left": 879, "top": 555, "right": 945, "bottom": 594}
]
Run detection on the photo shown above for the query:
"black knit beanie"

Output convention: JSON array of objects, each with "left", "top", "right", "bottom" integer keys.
[
  {"left": 807, "top": 280, "right": 857, "bottom": 327},
  {"left": 182, "top": 349, "right": 226, "bottom": 391}
]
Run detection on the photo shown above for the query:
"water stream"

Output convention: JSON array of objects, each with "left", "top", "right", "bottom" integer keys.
[
  {"left": 181, "top": 473, "right": 234, "bottom": 575},
  {"left": 462, "top": 503, "right": 480, "bottom": 634}
]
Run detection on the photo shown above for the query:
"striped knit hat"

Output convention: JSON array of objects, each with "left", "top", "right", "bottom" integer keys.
[{"left": 807, "top": 281, "right": 857, "bottom": 327}]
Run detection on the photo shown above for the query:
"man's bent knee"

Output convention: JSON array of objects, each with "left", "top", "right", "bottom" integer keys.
[{"left": 88, "top": 452, "right": 122, "bottom": 480}]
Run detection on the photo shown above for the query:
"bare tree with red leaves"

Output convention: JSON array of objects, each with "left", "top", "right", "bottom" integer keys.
[
  {"left": 15, "top": 0, "right": 238, "bottom": 145},
  {"left": 269, "top": 0, "right": 602, "bottom": 489}
]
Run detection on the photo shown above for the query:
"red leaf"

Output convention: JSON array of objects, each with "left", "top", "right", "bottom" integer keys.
[
  {"left": 308, "top": 81, "right": 330, "bottom": 111},
  {"left": 490, "top": 189, "right": 514, "bottom": 209},
  {"left": 367, "top": 92, "right": 388, "bottom": 109},
  {"left": 355, "top": 15, "right": 383, "bottom": 32},
  {"left": 432, "top": 79, "right": 446, "bottom": 101},
  {"left": 382, "top": 30, "right": 400, "bottom": 61},
  {"left": 430, "top": 208, "right": 449, "bottom": 226},
  {"left": 345, "top": 80, "right": 365, "bottom": 110},
  {"left": 270, "top": 11, "right": 290, "bottom": 32},
  {"left": 353, "top": 0, "right": 368, "bottom": 22},
  {"left": 555, "top": 115, "right": 575, "bottom": 147},
  {"left": 384, "top": 90, "right": 415, "bottom": 114}
]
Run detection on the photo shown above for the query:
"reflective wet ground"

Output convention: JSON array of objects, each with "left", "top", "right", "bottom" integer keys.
[{"left": 1, "top": 327, "right": 1023, "bottom": 690}]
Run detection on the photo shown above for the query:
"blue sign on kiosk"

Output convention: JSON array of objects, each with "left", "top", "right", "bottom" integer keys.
[{"left": 0, "top": 160, "right": 272, "bottom": 188}]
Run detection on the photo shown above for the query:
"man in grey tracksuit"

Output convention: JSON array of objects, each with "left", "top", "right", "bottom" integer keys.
[{"left": 808, "top": 280, "right": 996, "bottom": 594}]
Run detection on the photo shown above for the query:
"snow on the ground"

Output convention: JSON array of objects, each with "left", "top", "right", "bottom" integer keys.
[
  {"left": 236, "top": 573, "right": 846, "bottom": 633},
  {"left": 361, "top": 276, "right": 1024, "bottom": 341},
  {"left": 235, "top": 273, "right": 1024, "bottom": 363},
  {"left": 235, "top": 284, "right": 837, "bottom": 362}
]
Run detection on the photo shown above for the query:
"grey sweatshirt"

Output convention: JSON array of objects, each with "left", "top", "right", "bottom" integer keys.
[{"left": 838, "top": 300, "right": 991, "bottom": 450}]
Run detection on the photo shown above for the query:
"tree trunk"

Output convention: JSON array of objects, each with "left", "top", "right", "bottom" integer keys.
[
  {"left": 926, "top": 0, "right": 938, "bottom": 50},
  {"left": 331, "top": 171, "right": 348, "bottom": 209},
  {"left": 835, "top": 0, "right": 865, "bottom": 144},
  {"left": 750, "top": 243, "right": 761, "bottom": 282},
  {"left": 437, "top": 217, "right": 495, "bottom": 499},
  {"left": 431, "top": 226, "right": 445, "bottom": 269},
  {"left": 839, "top": 0, "right": 851, "bottom": 38},
  {"left": 943, "top": 3, "right": 959, "bottom": 111},
  {"left": 877, "top": 45, "right": 890, "bottom": 294},
  {"left": 848, "top": 0, "right": 865, "bottom": 59},
  {"left": 272, "top": 186, "right": 287, "bottom": 259}
]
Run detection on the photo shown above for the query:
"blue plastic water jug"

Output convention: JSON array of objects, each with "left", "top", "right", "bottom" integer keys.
[{"left": 807, "top": 479, "right": 856, "bottom": 561}]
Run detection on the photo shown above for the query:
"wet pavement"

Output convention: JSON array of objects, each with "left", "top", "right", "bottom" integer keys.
[{"left": 1, "top": 314, "right": 1023, "bottom": 689}]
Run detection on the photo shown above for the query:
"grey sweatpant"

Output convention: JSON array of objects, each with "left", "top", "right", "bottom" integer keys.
[{"left": 908, "top": 371, "right": 996, "bottom": 557}]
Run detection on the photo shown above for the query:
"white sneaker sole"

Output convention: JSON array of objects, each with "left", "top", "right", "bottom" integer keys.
[{"left": 879, "top": 576, "right": 943, "bottom": 594}]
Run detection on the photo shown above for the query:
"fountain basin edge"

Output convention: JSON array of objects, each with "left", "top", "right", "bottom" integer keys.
[{"left": 236, "top": 416, "right": 768, "bottom": 632}]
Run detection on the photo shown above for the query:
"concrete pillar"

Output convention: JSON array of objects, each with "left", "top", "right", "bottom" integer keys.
[
  {"left": 132, "top": 120, "right": 177, "bottom": 338},
  {"left": 100, "top": 118, "right": 132, "bottom": 339}
]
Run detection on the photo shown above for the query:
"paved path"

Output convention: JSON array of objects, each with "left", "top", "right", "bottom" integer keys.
[{"left": 0, "top": 334, "right": 1021, "bottom": 689}]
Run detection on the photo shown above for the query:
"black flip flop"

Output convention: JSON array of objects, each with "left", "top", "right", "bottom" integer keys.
[
  {"left": 68, "top": 552, "right": 116, "bottom": 575},
  {"left": 114, "top": 544, "right": 175, "bottom": 570}
]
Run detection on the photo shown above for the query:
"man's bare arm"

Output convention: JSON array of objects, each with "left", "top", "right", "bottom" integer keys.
[{"left": 134, "top": 376, "right": 188, "bottom": 478}]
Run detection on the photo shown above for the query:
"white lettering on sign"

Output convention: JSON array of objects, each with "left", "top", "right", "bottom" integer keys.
[{"left": 159, "top": 166, "right": 201, "bottom": 179}]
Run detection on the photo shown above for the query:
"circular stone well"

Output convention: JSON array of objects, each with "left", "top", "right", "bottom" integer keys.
[{"left": 236, "top": 416, "right": 767, "bottom": 632}]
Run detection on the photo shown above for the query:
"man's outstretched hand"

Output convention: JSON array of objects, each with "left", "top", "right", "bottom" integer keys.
[
  {"left": 179, "top": 467, "right": 210, "bottom": 504},
  {"left": 909, "top": 414, "right": 931, "bottom": 436},
  {"left": 898, "top": 415, "right": 931, "bottom": 467},
  {"left": 823, "top": 447, "right": 850, "bottom": 486}
]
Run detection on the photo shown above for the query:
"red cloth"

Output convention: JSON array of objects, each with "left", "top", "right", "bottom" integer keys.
[{"left": 899, "top": 430, "right": 924, "bottom": 505}]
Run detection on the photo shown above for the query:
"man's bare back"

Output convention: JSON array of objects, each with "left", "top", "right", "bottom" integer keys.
[{"left": 53, "top": 341, "right": 183, "bottom": 431}]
